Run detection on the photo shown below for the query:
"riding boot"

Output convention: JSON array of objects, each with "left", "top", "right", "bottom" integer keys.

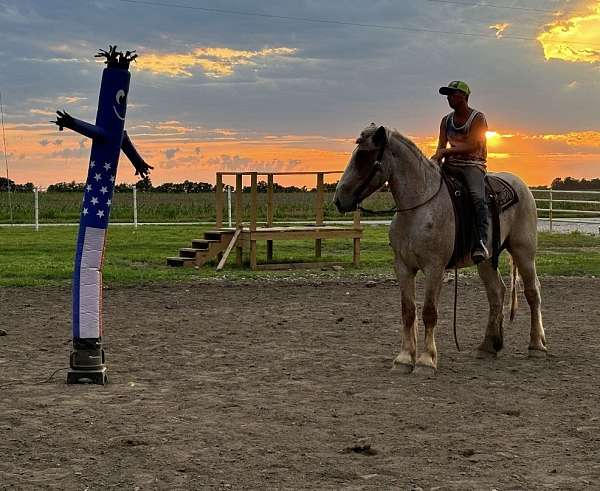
[{"left": 472, "top": 200, "right": 490, "bottom": 264}]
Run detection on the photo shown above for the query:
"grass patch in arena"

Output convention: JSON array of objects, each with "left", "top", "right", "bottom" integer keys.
[{"left": 0, "top": 226, "right": 598, "bottom": 287}]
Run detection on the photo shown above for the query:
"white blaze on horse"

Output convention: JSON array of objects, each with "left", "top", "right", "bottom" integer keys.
[{"left": 334, "top": 124, "right": 546, "bottom": 373}]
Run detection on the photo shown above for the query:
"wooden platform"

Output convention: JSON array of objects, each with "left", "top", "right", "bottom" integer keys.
[
  {"left": 167, "top": 225, "right": 362, "bottom": 270},
  {"left": 167, "top": 170, "right": 362, "bottom": 270}
]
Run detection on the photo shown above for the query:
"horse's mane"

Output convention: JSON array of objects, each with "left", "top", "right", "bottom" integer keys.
[
  {"left": 387, "top": 128, "right": 439, "bottom": 171},
  {"left": 358, "top": 123, "right": 439, "bottom": 172}
]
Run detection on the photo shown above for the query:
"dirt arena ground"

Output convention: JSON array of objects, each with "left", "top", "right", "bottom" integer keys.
[{"left": 1, "top": 276, "right": 599, "bottom": 490}]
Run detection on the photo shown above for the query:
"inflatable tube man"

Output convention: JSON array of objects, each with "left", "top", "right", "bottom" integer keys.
[{"left": 54, "top": 46, "right": 152, "bottom": 384}]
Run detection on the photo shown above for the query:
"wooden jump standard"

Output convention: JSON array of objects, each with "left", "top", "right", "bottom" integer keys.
[{"left": 167, "top": 171, "right": 362, "bottom": 270}]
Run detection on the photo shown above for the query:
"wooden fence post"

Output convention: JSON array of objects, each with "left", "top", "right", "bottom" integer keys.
[
  {"left": 549, "top": 187, "right": 553, "bottom": 232},
  {"left": 215, "top": 172, "right": 223, "bottom": 228},
  {"left": 267, "top": 173, "right": 274, "bottom": 262},
  {"left": 250, "top": 172, "right": 258, "bottom": 270},
  {"left": 235, "top": 173, "right": 243, "bottom": 265},
  {"left": 315, "top": 172, "right": 324, "bottom": 258}
]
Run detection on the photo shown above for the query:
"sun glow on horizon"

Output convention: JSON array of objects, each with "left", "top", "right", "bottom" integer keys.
[
  {"left": 485, "top": 131, "right": 500, "bottom": 145},
  {"left": 6, "top": 123, "right": 600, "bottom": 188}
]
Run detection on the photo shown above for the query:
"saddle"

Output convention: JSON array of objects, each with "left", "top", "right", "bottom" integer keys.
[{"left": 442, "top": 172, "right": 519, "bottom": 270}]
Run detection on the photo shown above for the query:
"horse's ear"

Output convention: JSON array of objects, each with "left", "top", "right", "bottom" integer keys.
[{"left": 372, "top": 126, "right": 387, "bottom": 147}]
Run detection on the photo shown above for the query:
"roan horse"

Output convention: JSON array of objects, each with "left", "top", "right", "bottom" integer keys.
[{"left": 334, "top": 124, "right": 547, "bottom": 374}]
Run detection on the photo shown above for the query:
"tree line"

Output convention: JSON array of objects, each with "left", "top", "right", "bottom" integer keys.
[
  {"left": 0, "top": 177, "right": 341, "bottom": 193},
  {"left": 549, "top": 177, "right": 600, "bottom": 191},
  {"left": 3, "top": 176, "right": 599, "bottom": 193}
]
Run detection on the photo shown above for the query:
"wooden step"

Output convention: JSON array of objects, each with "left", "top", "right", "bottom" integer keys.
[
  {"left": 191, "top": 239, "right": 218, "bottom": 249},
  {"left": 166, "top": 256, "right": 195, "bottom": 267},
  {"left": 204, "top": 230, "right": 234, "bottom": 240},
  {"left": 179, "top": 247, "right": 205, "bottom": 258}
]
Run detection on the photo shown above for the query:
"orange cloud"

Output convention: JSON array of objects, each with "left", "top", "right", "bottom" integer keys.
[
  {"left": 135, "top": 46, "right": 297, "bottom": 78},
  {"left": 540, "top": 131, "right": 600, "bottom": 147},
  {"left": 5, "top": 123, "right": 600, "bottom": 188},
  {"left": 490, "top": 23, "right": 510, "bottom": 39},
  {"left": 538, "top": 2, "right": 600, "bottom": 63}
]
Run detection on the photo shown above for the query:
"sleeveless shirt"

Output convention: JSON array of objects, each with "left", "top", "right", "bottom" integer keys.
[{"left": 445, "top": 109, "right": 487, "bottom": 169}]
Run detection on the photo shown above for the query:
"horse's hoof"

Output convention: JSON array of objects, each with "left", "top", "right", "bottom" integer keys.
[
  {"left": 414, "top": 364, "right": 437, "bottom": 378},
  {"left": 528, "top": 348, "right": 547, "bottom": 358},
  {"left": 476, "top": 349, "right": 498, "bottom": 359},
  {"left": 392, "top": 361, "right": 414, "bottom": 374}
]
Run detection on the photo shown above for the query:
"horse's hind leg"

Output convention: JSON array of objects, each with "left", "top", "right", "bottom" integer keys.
[
  {"left": 510, "top": 246, "right": 547, "bottom": 355},
  {"left": 476, "top": 261, "right": 506, "bottom": 356}
]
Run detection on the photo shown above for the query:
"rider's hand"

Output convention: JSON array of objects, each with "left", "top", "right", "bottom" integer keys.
[{"left": 431, "top": 149, "right": 446, "bottom": 163}]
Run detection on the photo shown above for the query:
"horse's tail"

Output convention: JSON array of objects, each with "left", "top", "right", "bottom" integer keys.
[{"left": 509, "top": 255, "right": 518, "bottom": 322}]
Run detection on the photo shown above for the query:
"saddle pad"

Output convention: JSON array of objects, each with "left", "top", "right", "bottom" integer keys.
[{"left": 486, "top": 175, "right": 519, "bottom": 211}]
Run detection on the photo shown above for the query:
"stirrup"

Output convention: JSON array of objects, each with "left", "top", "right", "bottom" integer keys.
[{"left": 472, "top": 240, "right": 490, "bottom": 264}]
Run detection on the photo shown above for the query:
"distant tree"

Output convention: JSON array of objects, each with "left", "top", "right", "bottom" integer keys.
[
  {"left": 15, "top": 182, "right": 35, "bottom": 192},
  {"left": 551, "top": 177, "right": 600, "bottom": 190},
  {"left": 0, "top": 177, "right": 14, "bottom": 192},
  {"left": 0, "top": 178, "right": 33, "bottom": 192},
  {"left": 153, "top": 180, "right": 213, "bottom": 193},
  {"left": 47, "top": 181, "right": 85, "bottom": 192},
  {"left": 135, "top": 177, "right": 153, "bottom": 191},
  {"left": 115, "top": 182, "right": 134, "bottom": 192}
]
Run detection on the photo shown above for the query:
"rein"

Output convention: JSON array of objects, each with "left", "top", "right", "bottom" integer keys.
[
  {"left": 359, "top": 176, "right": 444, "bottom": 215},
  {"left": 453, "top": 263, "right": 461, "bottom": 351},
  {"left": 356, "top": 142, "right": 445, "bottom": 215}
]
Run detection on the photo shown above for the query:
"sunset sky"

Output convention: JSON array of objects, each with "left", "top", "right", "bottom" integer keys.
[{"left": 1, "top": 0, "right": 600, "bottom": 188}]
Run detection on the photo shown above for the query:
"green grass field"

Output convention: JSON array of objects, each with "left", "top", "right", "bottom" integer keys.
[
  {"left": 0, "top": 191, "right": 392, "bottom": 224},
  {"left": 2, "top": 190, "right": 598, "bottom": 224},
  {"left": 0, "top": 225, "right": 598, "bottom": 287}
]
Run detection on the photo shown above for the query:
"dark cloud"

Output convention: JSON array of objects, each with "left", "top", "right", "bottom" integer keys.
[
  {"left": 164, "top": 148, "right": 180, "bottom": 160},
  {"left": 1, "top": 0, "right": 594, "bottom": 138},
  {"left": 206, "top": 154, "right": 303, "bottom": 171},
  {"left": 207, "top": 154, "right": 252, "bottom": 170},
  {"left": 49, "top": 147, "right": 87, "bottom": 158}
]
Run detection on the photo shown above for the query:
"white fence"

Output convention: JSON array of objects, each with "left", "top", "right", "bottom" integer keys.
[
  {"left": 530, "top": 189, "right": 600, "bottom": 231},
  {"left": 2, "top": 187, "right": 600, "bottom": 232}
]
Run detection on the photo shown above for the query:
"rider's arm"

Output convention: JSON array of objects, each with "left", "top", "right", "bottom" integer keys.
[
  {"left": 440, "top": 113, "right": 487, "bottom": 158},
  {"left": 431, "top": 116, "right": 448, "bottom": 163}
]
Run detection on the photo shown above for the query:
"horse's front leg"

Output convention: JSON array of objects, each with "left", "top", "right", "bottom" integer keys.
[
  {"left": 415, "top": 265, "right": 446, "bottom": 373},
  {"left": 393, "top": 264, "right": 417, "bottom": 373}
]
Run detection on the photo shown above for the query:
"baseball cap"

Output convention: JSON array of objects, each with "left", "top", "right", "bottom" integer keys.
[{"left": 439, "top": 81, "right": 471, "bottom": 96}]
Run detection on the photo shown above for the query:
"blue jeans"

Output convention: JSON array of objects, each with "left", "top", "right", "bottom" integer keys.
[{"left": 444, "top": 163, "right": 489, "bottom": 246}]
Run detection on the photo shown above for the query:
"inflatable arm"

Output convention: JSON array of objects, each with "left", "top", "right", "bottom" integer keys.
[
  {"left": 121, "top": 131, "right": 153, "bottom": 178},
  {"left": 53, "top": 110, "right": 108, "bottom": 142}
]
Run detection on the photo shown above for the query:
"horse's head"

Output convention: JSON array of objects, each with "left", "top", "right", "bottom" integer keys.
[{"left": 334, "top": 123, "right": 389, "bottom": 213}]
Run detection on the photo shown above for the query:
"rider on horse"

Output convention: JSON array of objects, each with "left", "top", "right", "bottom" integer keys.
[{"left": 431, "top": 81, "right": 490, "bottom": 264}]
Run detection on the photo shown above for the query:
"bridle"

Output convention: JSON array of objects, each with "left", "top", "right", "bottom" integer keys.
[
  {"left": 352, "top": 144, "right": 386, "bottom": 207},
  {"left": 355, "top": 139, "right": 445, "bottom": 215}
]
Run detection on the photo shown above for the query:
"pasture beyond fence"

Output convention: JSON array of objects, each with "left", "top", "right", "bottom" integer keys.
[{"left": 1, "top": 186, "right": 600, "bottom": 231}]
